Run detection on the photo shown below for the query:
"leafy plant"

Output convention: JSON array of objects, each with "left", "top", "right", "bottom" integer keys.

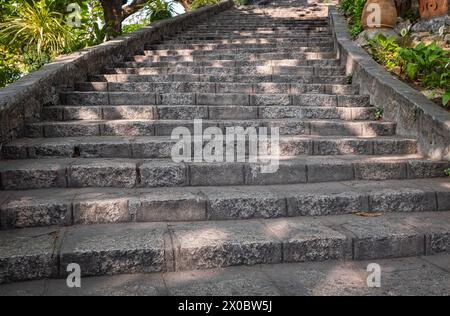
[
  {"left": 443, "top": 91, "right": 450, "bottom": 107},
  {"left": 0, "top": 0, "right": 75, "bottom": 59},
  {"left": 122, "top": 23, "right": 146, "bottom": 34},
  {"left": 147, "top": 0, "right": 175, "bottom": 22},
  {"left": 234, "top": 0, "right": 249, "bottom": 5},
  {"left": 399, "top": 43, "right": 450, "bottom": 106},
  {"left": 445, "top": 168, "right": 450, "bottom": 176},
  {"left": 375, "top": 107, "right": 384, "bottom": 120},
  {"left": 0, "top": 46, "right": 22, "bottom": 87},
  {"left": 190, "top": 0, "right": 220, "bottom": 10},
  {"left": 73, "top": 0, "right": 109, "bottom": 47},
  {"left": 0, "top": 60, "right": 21, "bottom": 87},
  {"left": 399, "top": 43, "right": 449, "bottom": 83},
  {"left": 367, "top": 34, "right": 401, "bottom": 71},
  {"left": 339, "top": 0, "right": 367, "bottom": 38}
]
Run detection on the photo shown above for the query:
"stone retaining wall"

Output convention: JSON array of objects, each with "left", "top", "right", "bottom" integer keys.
[
  {"left": 329, "top": 7, "right": 450, "bottom": 161},
  {"left": 0, "top": 0, "right": 234, "bottom": 147}
]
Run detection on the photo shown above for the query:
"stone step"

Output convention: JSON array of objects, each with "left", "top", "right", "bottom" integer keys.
[
  {"left": 103, "top": 66, "right": 345, "bottom": 77},
  {"left": 141, "top": 47, "right": 333, "bottom": 56},
  {"left": 27, "top": 119, "right": 395, "bottom": 138},
  {"left": 144, "top": 42, "right": 334, "bottom": 50},
  {"left": 195, "top": 19, "right": 328, "bottom": 23},
  {"left": 2, "top": 135, "right": 417, "bottom": 160},
  {"left": 0, "top": 178, "right": 446, "bottom": 228},
  {"left": 192, "top": 23, "right": 329, "bottom": 27},
  {"left": 168, "top": 29, "right": 331, "bottom": 35},
  {"left": 43, "top": 105, "right": 374, "bottom": 121},
  {"left": 1, "top": 211, "right": 449, "bottom": 283},
  {"left": 128, "top": 51, "right": 336, "bottom": 62},
  {"left": 191, "top": 26, "right": 330, "bottom": 31},
  {"left": 90, "top": 74, "right": 347, "bottom": 84},
  {"left": 0, "top": 155, "right": 447, "bottom": 190},
  {"left": 61, "top": 92, "right": 368, "bottom": 107},
  {"left": 197, "top": 18, "right": 328, "bottom": 22},
  {"left": 161, "top": 37, "right": 334, "bottom": 44},
  {"left": 4, "top": 255, "right": 450, "bottom": 295},
  {"left": 195, "top": 18, "right": 329, "bottom": 24},
  {"left": 195, "top": 21, "right": 329, "bottom": 26},
  {"left": 117, "top": 58, "right": 342, "bottom": 68},
  {"left": 164, "top": 33, "right": 332, "bottom": 39},
  {"left": 76, "top": 82, "right": 358, "bottom": 95}
]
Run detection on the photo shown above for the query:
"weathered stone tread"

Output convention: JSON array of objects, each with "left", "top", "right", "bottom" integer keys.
[
  {"left": 0, "top": 178, "right": 448, "bottom": 228},
  {"left": 1, "top": 211, "right": 449, "bottom": 283}
]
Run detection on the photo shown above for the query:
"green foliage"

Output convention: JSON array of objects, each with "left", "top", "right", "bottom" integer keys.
[
  {"left": 122, "top": 24, "right": 146, "bottom": 34},
  {"left": 375, "top": 107, "right": 384, "bottom": 120},
  {"left": 368, "top": 34, "right": 450, "bottom": 108},
  {"left": 147, "top": 0, "right": 175, "bottom": 22},
  {"left": 234, "top": 0, "right": 249, "bottom": 5},
  {"left": 73, "top": 0, "right": 109, "bottom": 47},
  {"left": 367, "top": 34, "right": 401, "bottom": 71},
  {"left": 190, "top": 0, "right": 220, "bottom": 10},
  {"left": 399, "top": 43, "right": 450, "bottom": 107},
  {"left": 0, "top": 0, "right": 75, "bottom": 58},
  {"left": 403, "top": 9, "right": 419, "bottom": 23},
  {"left": 339, "top": 0, "right": 366, "bottom": 38},
  {"left": 0, "top": 0, "right": 177, "bottom": 88},
  {"left": 0, "top": 0, "right": 78, "bottom": 87},
  {"left": 346, "top": 75, "right": 353, "bottom": 84},
  {"left": 123, "top": 0, "right": 175, "bottom": 35},
  {"left": 443, "top": 91, "right": 450, "bottom": 107},
  {"left": 399, "top": 43, "right": 450, "bottom": 87},
  {"left": 0, "top": 47, "right": 22, "bottom": 87},
  {"left": 445, "top": 168, "right": 450, "bottom": 176}
]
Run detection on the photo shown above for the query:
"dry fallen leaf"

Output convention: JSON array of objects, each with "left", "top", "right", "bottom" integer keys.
[{"left": 354, "top": 212, "right": 383, "bottom": 218}]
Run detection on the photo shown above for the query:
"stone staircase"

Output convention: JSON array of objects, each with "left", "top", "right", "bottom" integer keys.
[{"left": 0, "top": 2, "right": 449, "bottom": 284}]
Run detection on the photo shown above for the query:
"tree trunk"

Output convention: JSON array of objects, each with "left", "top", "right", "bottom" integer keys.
[{"left": 100, "top": 0, "right": 124, "bottom": 37}]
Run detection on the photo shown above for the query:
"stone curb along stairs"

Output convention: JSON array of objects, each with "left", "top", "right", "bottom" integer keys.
[
  {"left": 0, "top": 0, "right": 449, "bottom": 285},
  {"left": 329, "top": 6, "right": 450, "bottom": 161}
]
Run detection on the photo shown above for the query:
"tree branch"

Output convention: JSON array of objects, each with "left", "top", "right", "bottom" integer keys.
[{"left": 122, "top": 0, "right": 149, "bottom": 20}]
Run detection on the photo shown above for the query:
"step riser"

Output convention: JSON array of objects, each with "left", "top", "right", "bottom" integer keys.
[
  {"left": 43, "top": 106, "right": 373, "bottom": 121},
  {"left": 2, "top": 184, "right": 443, "bottom": 229},
  {"left": 61, "top": 92, "right": 369, "bottom": 107},
  {"left": 165, "top": 34, "right": 333, "bottom": 40},
  {"left": 77, "top": 82, "right": 358, "bottom": 95},
  {"left": 90, "top": 74, "right": 347, "bottom": 84},
  {"left": 28, "top": 120, "right": 395, "bottom": 138},
  {"left": 1, "top": 159, "right": 445, "bottom": 190},
  {"left": 161, "top": 38, "right": 334, "bottom": 45},
  {"left": 142, "top": 47, "right": 333, "bottom": 56},
  {"left": 145, "top": 42, "right": 334, "bottom": 50},
  {"left": 191, "top": 27, "right": 330, "bottom": 31},
  {"left": 168, "top": 30, "right": 331, "bottom": 35},
  {"left": 129, "top": 52, "right": 336, "bottom": 62},
  {"left": 118, "top": 59, "right": 341, "bottom": 68},
  {"left": 193, "top": 20, "right": 329, "bottom": 24},
  {"left": 2, "top": 137, "right": 416, "bottom": 160},
  {"left": 104, "top": 66, "right": 345, "bottom": 77},
  {"left": 192, "top": 22, "right": 329, "bottom": 26}
]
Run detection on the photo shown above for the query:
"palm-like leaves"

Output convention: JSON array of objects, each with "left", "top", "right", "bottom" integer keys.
[
  {"left": 0, "top": 0, "right": 75, "bottom": 58},
  {"left": 147, "top": 0, "right": 175, "bottom": 22}
]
